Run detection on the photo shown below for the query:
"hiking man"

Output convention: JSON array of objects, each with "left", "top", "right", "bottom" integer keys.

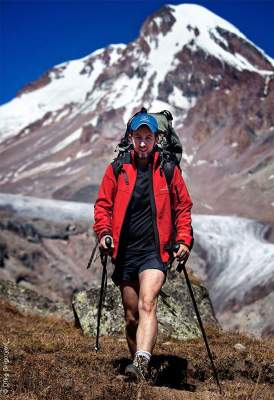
[{"left": 93, "top": 111, "right": 194, "bottom": 382}]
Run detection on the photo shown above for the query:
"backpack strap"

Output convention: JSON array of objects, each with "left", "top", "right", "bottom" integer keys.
[
  {"left": 111, "top": 151, "right": 132, "bottom": 182},
  {"left": 111, "top": 159, "right": 123, "bottom": 181},
  {"left": 162, "top": 160, "right": 176, "bottom": 189},
  {"left": 112, "top": 153, "right": 176, "bottom": 188}
]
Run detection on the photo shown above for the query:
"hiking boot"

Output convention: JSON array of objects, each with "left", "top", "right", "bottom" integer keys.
[
  {"left": 125, "top": 354, "right": 150, "bottom": 382},
  {"left": 125, "top": 363, "right": 143, "bottom": 382}
]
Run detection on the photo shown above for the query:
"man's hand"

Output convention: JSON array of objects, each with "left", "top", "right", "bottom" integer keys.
[
  {"left": 173, "top": 243, "right": 190, "bottom": 262},
  {"left": 99, "top": 235, "right": 114, "bottom": 254}
]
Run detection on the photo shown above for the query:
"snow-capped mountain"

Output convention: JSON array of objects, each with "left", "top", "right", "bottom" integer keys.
[
  {"left": 1, "top": 4, "right": 274, "bottom": 229},
  {"left": 1, "top": 4, "right": 273, "bottom": 141}
]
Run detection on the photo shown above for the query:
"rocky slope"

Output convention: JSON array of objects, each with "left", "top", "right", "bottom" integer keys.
[{"left": 0, "top": 193, "right": 273, "bottom": 338}]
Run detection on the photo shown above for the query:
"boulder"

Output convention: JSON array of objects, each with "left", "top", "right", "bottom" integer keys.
[
  {"left": 72, "top": 269, "right": 218, "bottom": 340},
  {"left": 0, "top": 279, "right": 74, "bottom": 322}
]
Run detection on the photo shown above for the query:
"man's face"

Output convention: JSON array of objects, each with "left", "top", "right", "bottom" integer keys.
[{"left": 130, "top": 125, "right": 156, "bottom": 159}]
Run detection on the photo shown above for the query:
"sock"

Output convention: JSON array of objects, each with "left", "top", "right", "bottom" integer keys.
[{"left": 134, "top": 350, "right": 151, "bottom": 362}]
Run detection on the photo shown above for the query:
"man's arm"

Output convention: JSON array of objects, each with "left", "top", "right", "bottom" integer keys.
[
  {"left": 171, "top": 165, "right": 194, "bottom": 251},
  {"left": 93, "top": 164, "right": 117, "bottom": 242}
]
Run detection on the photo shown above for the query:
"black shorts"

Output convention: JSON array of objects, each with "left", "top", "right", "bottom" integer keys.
[{"left": 111, "top": 251, "right": 168, "bottom": 287}]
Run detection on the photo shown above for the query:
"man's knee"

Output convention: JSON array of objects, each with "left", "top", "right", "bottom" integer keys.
[{"left": 138, "top": 295, "right": 157, "bottom": 314}]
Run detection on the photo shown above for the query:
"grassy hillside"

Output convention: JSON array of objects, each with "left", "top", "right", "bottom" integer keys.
[{"left": 0, "top": 298, "right": 273, "bottom": 399}]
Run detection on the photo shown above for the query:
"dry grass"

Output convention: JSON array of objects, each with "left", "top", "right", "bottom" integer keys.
[{"left": 0, "top": 298, "right": 273, "bottom": 399}]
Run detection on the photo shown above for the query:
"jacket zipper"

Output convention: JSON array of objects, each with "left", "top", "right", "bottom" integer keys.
[
  {"left": 115, "top": 168, "right": 137, "bottom": 260},
  {"left": 148, "top": 164, "right": 161, "bottom": 259}
]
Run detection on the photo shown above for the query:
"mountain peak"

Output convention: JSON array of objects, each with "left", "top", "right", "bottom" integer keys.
[
  {"left": 168, "top": 3, "right": 246, "bottom": 37},
  {"left": 139, "top": 2, "right": 274, "bottom": 76}
]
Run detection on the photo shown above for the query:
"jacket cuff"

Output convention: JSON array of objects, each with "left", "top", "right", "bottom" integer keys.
[
  {"left": 176, "top": 240, "right": 190, "bottom": 250},
  {"left": 98, "top": 231, "right": 112, "bottom": 242}
]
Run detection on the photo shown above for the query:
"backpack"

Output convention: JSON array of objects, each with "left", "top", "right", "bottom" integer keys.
[{"left": 112, "top": 107, "right": 183, "bottom": 189}]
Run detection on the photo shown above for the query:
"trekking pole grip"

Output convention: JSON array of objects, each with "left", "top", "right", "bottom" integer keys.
[
  {"left": 104, "top": 236, "right": 112, "bottom": 257},
  {"left": 173, "top": 243, "right": 186, "bottom": 272},
  {"left": 173, "top": 243, "right": 180, "bottom": 253},
  {"left": 105, "top": 236, "right": 112, "bottom": 249}
]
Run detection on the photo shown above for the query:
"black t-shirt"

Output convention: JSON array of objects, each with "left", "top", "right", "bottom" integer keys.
[{"left": 117, "top": 156, "right": 156, "bottom": 261}]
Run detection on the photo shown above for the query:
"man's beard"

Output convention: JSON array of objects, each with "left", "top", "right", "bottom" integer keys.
[
  {"left": 132, "top": 139, "right": 154, "bottom": 159},
  {"left": 136, "top": 150, "right": 149, "bottom": 159}
]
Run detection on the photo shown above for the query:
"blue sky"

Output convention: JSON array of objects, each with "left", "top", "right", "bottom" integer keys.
[{"left": 1, "top": 0, "right": 274, "bottom": 105}]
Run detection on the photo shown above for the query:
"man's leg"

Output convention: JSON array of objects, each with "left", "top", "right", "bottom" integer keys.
[
  {"left": 136, "top": 269, "right": 165, "bottom": 353},
  {"left": 119, "top": 280, "right": 140, "bottom": 359},
  {"left": 125, "top": 269, "right": 165, "bottom": 381}
]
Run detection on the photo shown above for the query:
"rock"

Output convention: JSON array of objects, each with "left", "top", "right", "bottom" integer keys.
[
  {"left": 0, "top": 218, "right": 41, "bottom": 242},
  {"left": 72, "top": 285, "right": 125, "bottom": 336},
  {"left": 158, "top": 270, "right": 218, "bottom": 340},
  {"left": 72, "top": 269, "right": 218, "bottom": 339},
  {"left": 234, "top": 343, "right": 247, "bottom": 352},
  {"left": 0, "top": 279, "right": 74, "bottom": 323}
]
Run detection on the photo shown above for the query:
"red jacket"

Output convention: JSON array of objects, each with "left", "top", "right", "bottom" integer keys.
[{"left": 93, "top": 150, "right": 193, "bottom": 264}]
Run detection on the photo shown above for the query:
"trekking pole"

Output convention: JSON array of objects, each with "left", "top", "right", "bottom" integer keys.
[
  {"left": 94, "top": 236, "right": 112, "bottom": 352},
  {"left": 174, "top": 244, "right": 223, "bottom": 394},
  {"left": 86, "top": 241, "right": 99, "bottom": 270}
]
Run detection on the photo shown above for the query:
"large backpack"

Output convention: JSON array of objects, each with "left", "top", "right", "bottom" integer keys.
[{"left": 112, "top": 107, "right": 183, "bottom": 188}]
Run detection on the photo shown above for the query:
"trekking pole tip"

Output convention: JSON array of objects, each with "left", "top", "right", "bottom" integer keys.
[{"left": 94, "top": 344, "right": 101, "bottom": 352}]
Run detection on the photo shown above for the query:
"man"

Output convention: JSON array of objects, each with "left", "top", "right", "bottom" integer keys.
[{"left": 93, "top": 111, "right": 193, "bottom": 382}]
